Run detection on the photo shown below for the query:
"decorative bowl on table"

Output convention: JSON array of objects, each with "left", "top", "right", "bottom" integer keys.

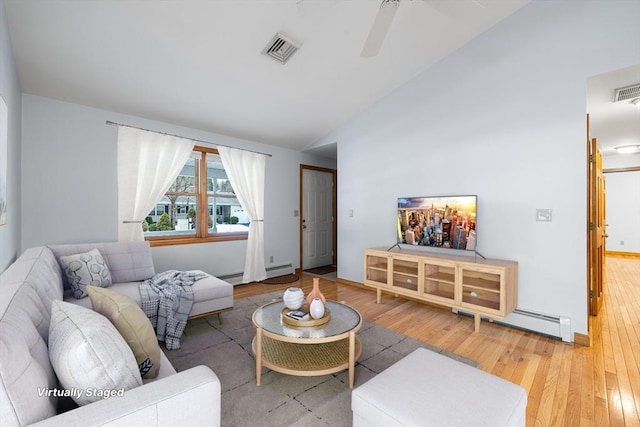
[{"left": 283, "top": 287, "right": 305, "bottom": 310}]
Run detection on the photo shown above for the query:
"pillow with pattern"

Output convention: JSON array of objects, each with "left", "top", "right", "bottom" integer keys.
[
  {"left": 59, "top": 248, "right": 112, "bottom": 299},
  {"left": 48, "top": 300, "right": 142, "bottom": 406}
]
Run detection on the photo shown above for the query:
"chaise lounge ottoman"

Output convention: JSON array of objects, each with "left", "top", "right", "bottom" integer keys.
[{"left": 351, "top": 347, "right": 527, "bottom": 427}]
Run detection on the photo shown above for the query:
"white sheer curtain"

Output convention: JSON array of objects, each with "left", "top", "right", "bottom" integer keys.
[
  {"left": 117, "top": 126, "right": 195, "bottom": 242},
  {"left": 218, "top": 146, "right": 267, "bottom": 283}
]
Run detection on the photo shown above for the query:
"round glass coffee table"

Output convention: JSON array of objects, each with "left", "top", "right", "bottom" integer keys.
[{"left": 252, "top": 300, "right": 362, "bottom": 388}]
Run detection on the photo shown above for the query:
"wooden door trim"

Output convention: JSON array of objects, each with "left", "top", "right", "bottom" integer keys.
[
  {"left": 603, "top": 166, "right": 640, "bottom": 173},
  {"left": 588, "top": 137, "right": 597, "bottom": 316},
  {"left": 587, "top": 114, "right": 592, "bottom": 323},
  {"left": 299, "top": 164, "right": 337, "bottom": 272},
  {"left": 587, "top": 125, "right": 605, "bottom": 321},
  {"left": 605, "top": 250, "right": 640, "bottom": 258}
]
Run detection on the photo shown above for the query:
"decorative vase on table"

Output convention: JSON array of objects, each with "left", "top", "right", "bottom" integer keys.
[
  {"left": 305, "top": 277, "right": 326, "bottom": 307},
  {"left": 283, "top": 287, "right": 305, "bottom": 310},
  {"left": 309, "top": 297, "right": 325, "bottom": 320}
]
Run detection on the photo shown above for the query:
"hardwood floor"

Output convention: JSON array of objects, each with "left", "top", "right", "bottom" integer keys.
[{"left": 234, "top": 257, "right": 640, "bottom": 426}]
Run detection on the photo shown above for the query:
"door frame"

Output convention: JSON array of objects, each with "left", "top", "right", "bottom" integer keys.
[
  {"left": 588, "top": 135, "right": 605, "bottom": 317},
  {"left": 584, "top": 114, "right": 607, "bottom": 347},
  {"left": 299, "top": 164, "right": 337, "bottom": 272}
]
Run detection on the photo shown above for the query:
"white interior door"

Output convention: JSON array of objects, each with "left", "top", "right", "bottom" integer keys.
[{"left": 302, "top": 168, "right": 333, "bottom": 270}]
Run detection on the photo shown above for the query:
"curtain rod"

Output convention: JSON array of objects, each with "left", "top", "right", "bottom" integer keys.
[{"left": 105, "top": 120, "right": 272, "bottom": 157}]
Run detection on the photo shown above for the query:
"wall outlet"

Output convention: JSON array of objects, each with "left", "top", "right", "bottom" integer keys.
[
  {"left": 269, "top": 255, "right": 274, "bottom": 263},
  {"left": 620, "top": 240, "right": 624, "bottom": 246}
]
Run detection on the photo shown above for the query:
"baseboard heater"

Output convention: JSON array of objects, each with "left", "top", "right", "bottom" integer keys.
[
  {"left": 217, "top": 262, "right": 294, "bottom": 285},
  {"left": 453, "top": 308, "right": 572, "bottom": 343}
]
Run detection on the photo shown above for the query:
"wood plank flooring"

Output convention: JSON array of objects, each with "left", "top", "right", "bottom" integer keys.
[{"left": 234, "top": 256, "right": 640, "bottom": 426}]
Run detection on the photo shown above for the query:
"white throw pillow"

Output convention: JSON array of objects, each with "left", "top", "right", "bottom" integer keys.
[
  {"left": 59, "top": 248, "right": 112, "bottom": 299},
  {"left": 48, "top": 300, "right": 143, "bottom": 406}
]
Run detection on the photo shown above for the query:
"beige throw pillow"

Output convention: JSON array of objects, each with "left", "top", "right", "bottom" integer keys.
[
  {"left": 88, "top": 286, "right": 161, "bottom": 379},
  {"left": 48, "top": 300, "right": 142, "bottom": 406},
  {"left": 59, "top": 248, "right": 112, "bottom": 299}
]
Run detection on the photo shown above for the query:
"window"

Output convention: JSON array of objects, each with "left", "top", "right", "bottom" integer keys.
[{"left": 143, "top": 146, "right": 249, "bottom": 245}]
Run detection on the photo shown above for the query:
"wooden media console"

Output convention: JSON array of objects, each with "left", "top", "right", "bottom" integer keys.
[{"left": 364, "top": 247, "right": 518, "bottom": 332}]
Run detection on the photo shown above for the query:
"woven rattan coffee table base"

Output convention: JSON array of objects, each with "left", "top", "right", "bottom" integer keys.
[
  {"left": 252, "top": 300, "right": 363, "bottom": 388},
  {"left": 252, "top": 335, "right": 362, "bottom": 380}
]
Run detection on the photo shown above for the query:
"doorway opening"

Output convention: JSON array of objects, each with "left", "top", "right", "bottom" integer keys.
[{"left": 586, "top": 64, "right": 640, "bottom": 345}]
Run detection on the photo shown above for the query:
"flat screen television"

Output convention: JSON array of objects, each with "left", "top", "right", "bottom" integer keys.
[{"left": 397, "top": 195, "right": 477, "bottom": 251}]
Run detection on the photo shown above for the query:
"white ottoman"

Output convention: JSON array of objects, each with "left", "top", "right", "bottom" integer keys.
[{"left": 352, "top": 348, "right": 527, "bottom": 427}]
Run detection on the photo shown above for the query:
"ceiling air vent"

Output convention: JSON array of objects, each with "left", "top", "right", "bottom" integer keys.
[
  {"left": 262, "top": 33, "right": 300, "bottom": 65},
  {"left": 613, "top": 83, "right": 640, "bottom": 102}
]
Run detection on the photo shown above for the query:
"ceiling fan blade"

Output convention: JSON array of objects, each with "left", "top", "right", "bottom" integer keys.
[{"left": 360, "top": 0, "right": 400, "bottom": 58}]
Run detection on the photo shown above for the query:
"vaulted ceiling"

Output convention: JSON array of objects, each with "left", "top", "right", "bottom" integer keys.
[
  {"left": 5, "top": 0, "right": 530, "bottom": 152},
  {"left": 6, "top": 1, "right": 637, "bottom": 158}
]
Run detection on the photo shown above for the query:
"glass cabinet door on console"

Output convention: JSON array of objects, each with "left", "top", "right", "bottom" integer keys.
[
  {"left": 390, "top": 256, "right": 420, "bottom": 294},
  {"left": 365, "top": 253, "right": 389, "bottom": 287},
  {"left": 459, "top": 266, "right": 503, "bottom": 316},
  {"left": 421, "top": 260, "right": 456, "bottom": 304}
]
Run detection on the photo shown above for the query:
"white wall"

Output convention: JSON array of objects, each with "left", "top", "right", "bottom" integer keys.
[
  {"left": 604, "top": 170, "right": 640, "bottom": 253},
  {"left": 602, "top": 154, "right": 640, "bottom": 253},
  {"left": 315, "top": 1, "right": 640, "bottom": 337},
  {"left": 603, "top": 153, "right": 640, "bottom": 169},
  {"left": 0, "top": 0, "right": 22, "bottom": 272},
  {"left": 20, "top": 95, "right": 335, "bottom": 277}
]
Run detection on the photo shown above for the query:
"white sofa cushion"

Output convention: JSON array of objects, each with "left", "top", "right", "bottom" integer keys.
[
  {"left": 59, "top": 248, "right": 112, "bottom": 298},
  {"left": 48, "top": 300, "right": 143, "bottom": 406},
  {"left": 88, "top": 285, "right": 162, "bottom": 379},
  {"left": 0, "top": 247, "right": 63, "bottom": 426},
  {"left": 68, "top": 274, "right": 235, "bottom": 319},
  {"left": 28, "top": 366, "right": 221, "bottom": 427}
]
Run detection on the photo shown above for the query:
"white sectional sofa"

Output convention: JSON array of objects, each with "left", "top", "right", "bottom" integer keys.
[
  {"left": 0, "top": 242, "right": 232, "bottom": 426},
  {"left": 48, "top": 241, "right": 234, "bottom": 321}
]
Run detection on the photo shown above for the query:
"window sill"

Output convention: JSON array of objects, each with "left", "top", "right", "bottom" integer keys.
[{"left": 146, "top": 233, "right": 248, "bottom": 247}]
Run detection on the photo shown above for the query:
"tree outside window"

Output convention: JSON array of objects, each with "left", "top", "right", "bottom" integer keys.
[{"left": 143, "top": 146, "right": 249, "bottom": 245}]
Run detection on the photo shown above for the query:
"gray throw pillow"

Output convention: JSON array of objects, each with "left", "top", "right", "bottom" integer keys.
[{"left": 59, "top": 248, "right": 112, "bottom": 299}]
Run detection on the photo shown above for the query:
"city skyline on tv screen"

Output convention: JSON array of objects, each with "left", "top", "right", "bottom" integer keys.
[{"left": 397, "top": 195, "right": 477, "bottom": 251}]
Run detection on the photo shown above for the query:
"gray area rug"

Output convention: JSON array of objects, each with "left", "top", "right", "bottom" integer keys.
[{"left": 163, "top": 291, "right": 478, "bottom": 427}]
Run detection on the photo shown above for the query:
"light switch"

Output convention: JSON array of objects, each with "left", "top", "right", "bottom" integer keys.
[{"left": 536, "top": 209, "right": 552, "bottom": 222}]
